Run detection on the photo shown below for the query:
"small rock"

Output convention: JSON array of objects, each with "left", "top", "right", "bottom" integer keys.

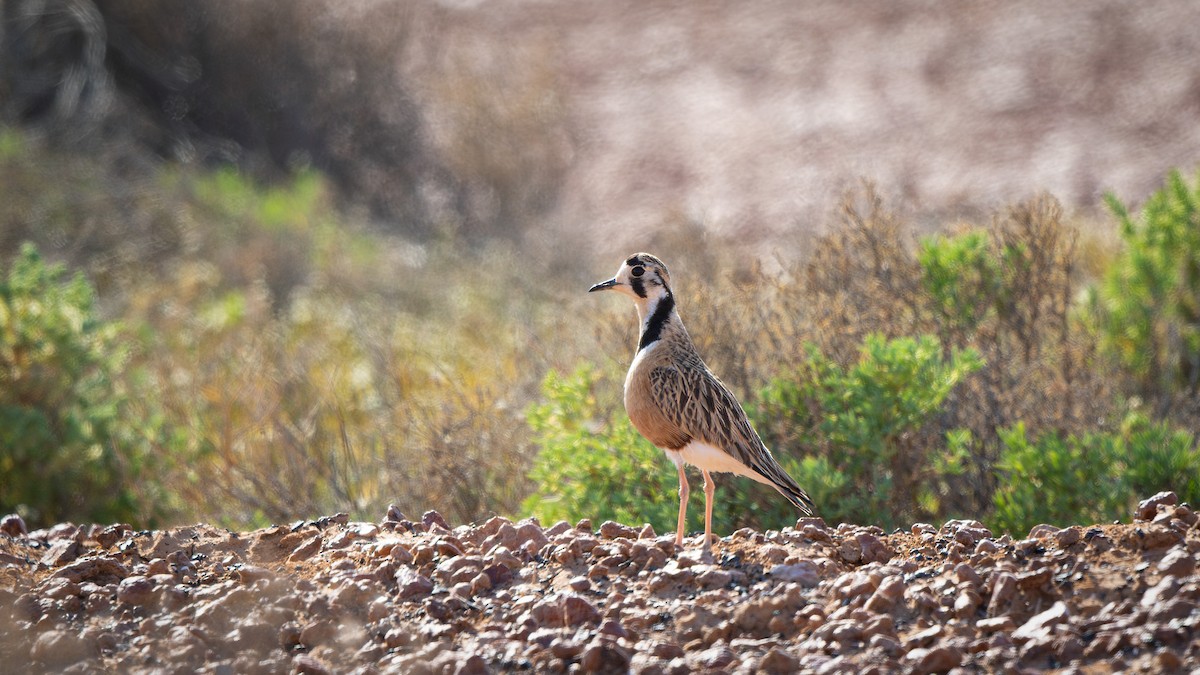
[
  {"left": 904, "top": 625, "right": 943, "bottom": 650},
  {"left": 389, "top": 543, "right": 414, "bottom": 565},
  {"left": 839, "top": 538, "right": 862, "bottom": 563},
  {"left": 954, "top": 563, "right": 982, "bottom": 587},
  {"left": 693, "top": 645, "right": 736, "bottom": 669},
  {"left": 516, "top": 521, "right": 549, "bottom": 550},
  {"left": 977, "top": 616, "right": 1015, "bottom": 633},
  {"left": 1028, "top": 523, "right": 1060, "bottom": 540},
  {"left": 906, "top": 646, "right": 962, "bottom": 675},
  {"left": 1141, "top": 576, "right": 1180, "bottom": 608},
  {"left": 987, "top": 573, "right": 1017, "bottom": 615},
  {"left": 30, "top": 630, "right": 92, "bottom": 668},
  {"left": 53, "top": 557, "right": 128, "bottom": 585},
  {"left": 797, "top": 516, "right": 828, "bottom": 530},
  {"left": 383, "top": 626, "right": 412, "bottom": 649},
  {"left": 299, "top": 620, "right": 336, "bottom": 648},
  {"left": 954, "top": 589, "right": 982, "bottom": 619},
  {"left": 1012, "top": 601, "right": 1070, "bottom": 641},
  {"left": 857, "top": 533, "right": 893, "bottom": 564},
  {"left": 482, "top": 563, "right": 513, "bottom": 587},
  {"left": 1054, "top": 526, "right": 1082, "bottom": 547},
  {"left": 385, "top": 504, "right": 406, "bottom": 522},
  {"left": 39, "top": 538, "right": 83, "bottom": 566},
  {"left": 770, "top": 561, "right": 819, "bottom": 587},
  {"left": 599, "top": 521, "right": 638, "bottom": 539},
  {"left": 865, "top": 575, "right": 905, "bottom": 612},
  {"left": 940, "top": 518, "right": 986, "bottom": 534},
  {"left": 288, "top": 535, "right": 322, "bottom": 562},
  {"left": 1157, "top": 546, "right": 1195, "bottom": 577},
  {"left": 579, "top": 639, "right": 630, "bottom": 672},
  {"left": 0, "top": 513, "right": 28, "bottom": 537},
  {"left": 562, "top": 593, "right": 601, "bottom": 626},
  {"left": 423, "top": 510, "right": 451, "bottom": 530},
  {"left": 530, "top": 598, "right": 563, "bottom": 626},
  {"left": 487, "top": 546, "right": 523, "bottom": 570},
  {"left": 1136, "top": 491, "right": 1177, "bottom": 521},
  {"left": 550, "top": 637, "right": 584, "bottom": 659},
  {"left": 1158, "top": 650, "right": 1185, "bottom": 672},
  {"left": 236, "top": 565, "right": 273, "bottom": 584},
  {"left": 974, "top": 539, "right": 1000, "bottom": 555},
  {"left": 649, "top": 641, "right": 685, "bottom": 659},
  {"left": 759, "top": 647, "right": 799, "bottom": 674},
  {"left": 395, "top": 568, "right": 434, "bottom": 600},
  {"left": 598, "top": 619, "right": 628, "bottom": 639},
  {"left": 40, "top": 576, "right": 81, "bottom": 600},
  {"left": 862, "top": 614, "right": 895, "bottom": 639},
  {"left": 94, "top": 523, "right": 130, "bottom": 548},
  {"left": 292, "top": 653, "right": 333, "bottom": 675},
  {"left": 1016, "top": 567, "right": 1052, "bottom": 591},
  {"left": 544, "top": 520, "right": 572, "bottom": 537},
  {"left": 279, "top": 622, "right": 302, "bottom": 648},
  {"left": 117, "top": 575, "right": 156, "bottom": 606},
  {"left": 695, "top": 567, "right": 733, "bottom": 589},
  {"left": 868, "top": 633, "right": 902, "bottom": 657},
  {"left": 470, "top": 572, "right": 493, "bottom": 595}
]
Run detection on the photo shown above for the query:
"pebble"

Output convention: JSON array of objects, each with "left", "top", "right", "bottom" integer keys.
[
  {"left": 562, "top": 593, "right": 601, "bottom": 626},
  {"left": 116, "top": 575, "right": 156, "bottom": 606},
  {"left": 1136, "top": 491, "right": 1177, "bottom": 521},
  {"left": 906, "top": 646, "right": 961, "bottom": 675},
  {"left": 579, "top": 639, "right": 631, "bottom": 672},
  {"left": 30, "top": 630, "right": 92, "bottom": 667},
  {"left": 1012, "top": 601, "right": 1070, "bottom": 641},
  {"left": 759, "top": 647, "right": 800, "bottom": 674},
  {"left": 1157, "top": 546, "right": 1195, "bottom": 577},
  {"left": 769, "top": 561, "right": 819, "bottom": 586},
  {"left": 1, "top": 513, "right": 28, "bottom": 537}
]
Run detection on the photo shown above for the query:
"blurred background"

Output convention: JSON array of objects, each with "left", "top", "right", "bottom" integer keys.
[{"left": 2, "top": 0, "right": 1199, "bottom": 535}]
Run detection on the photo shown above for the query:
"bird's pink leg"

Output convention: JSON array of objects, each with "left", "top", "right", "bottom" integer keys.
[
  {"left": 702, "top": 470, "right": 716, "bottom": 556},
  {"left": 674, "top": 458, "right": 689, "bottom": 549}
]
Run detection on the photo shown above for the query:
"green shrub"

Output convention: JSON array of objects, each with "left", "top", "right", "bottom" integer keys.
[
  {"left": 755, "top": 334, "right": 983, "bottom": 529},
  {"left": 991, "top": 424, "right": 1125, "bottom": 535},
  {"left": 0, "top": 244, "right": 168, "bottom": 525},
  {"left": 1094, "top": 169, "right": 1200, "bottom": 398},
  {"left": 991, "top": 417, "right": 1200, "bottom": 534},
  {"left": 522, "top": 367, "right": 695, "bottom": 531},
  {"left": 918, "top": 230, "right": 1000, "bottom": 339},
  {"left": 1119, "top": 413, "right": 1200, "bottom": 507}
]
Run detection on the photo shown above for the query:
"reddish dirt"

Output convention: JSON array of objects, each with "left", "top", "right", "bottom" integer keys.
[{"left": 1, "top": 492, "right": 1197, "bottom": 674}]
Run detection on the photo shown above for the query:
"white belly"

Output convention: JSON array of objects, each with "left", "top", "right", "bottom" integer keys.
[{"left": 667, "top": 440, "right": 771, "bottom": 486}]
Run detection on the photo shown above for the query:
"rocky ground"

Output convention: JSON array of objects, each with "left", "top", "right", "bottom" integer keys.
[{"left": 1, "top": 492, "right": 1197, "bottom": 674}]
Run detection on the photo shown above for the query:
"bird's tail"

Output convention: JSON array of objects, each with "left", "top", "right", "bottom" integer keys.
[{"left": 750, "top": 452, "right": 816, "bottom": 516}]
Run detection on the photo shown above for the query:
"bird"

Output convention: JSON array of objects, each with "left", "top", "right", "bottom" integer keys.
[{"left": 589, "top": 252, "right": 815, "bottom": 556}]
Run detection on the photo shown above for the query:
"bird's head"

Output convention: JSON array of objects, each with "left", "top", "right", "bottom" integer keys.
[{"left": 589, "top": 252, "right": 672, "bottom": 302}]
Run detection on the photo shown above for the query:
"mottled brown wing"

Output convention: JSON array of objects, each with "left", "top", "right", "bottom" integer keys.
[{"left": 647, "top": 363, "right": 815, "bottom": 514}]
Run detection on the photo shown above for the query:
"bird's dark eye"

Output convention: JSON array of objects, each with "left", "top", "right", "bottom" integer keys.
[{"left": 631, "top": 266, "right": 645, "bottom": 277}]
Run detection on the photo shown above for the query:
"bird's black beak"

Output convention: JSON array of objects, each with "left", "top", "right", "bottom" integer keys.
[{"left": 589, "top": 278, "right": 619, "bottom": 293}]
